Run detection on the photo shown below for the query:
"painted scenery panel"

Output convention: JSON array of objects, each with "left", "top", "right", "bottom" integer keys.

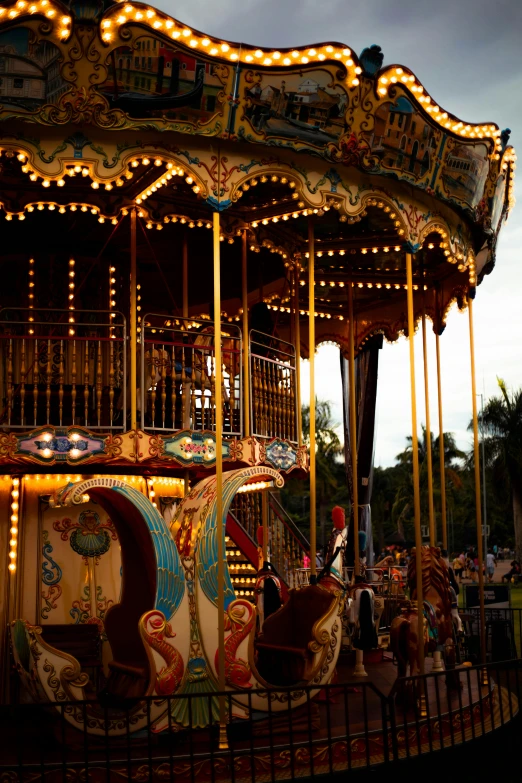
[
  {"left": 98, "top": 35, "right": 228, "bottom": 126},
  {"left": 490, "top": 173, "right": 506, "bottom": 231},
  {"left": 441, "top": 141, "right": 489, "bottom": 209},
  {"left": 0, "top": 27, "right": 68, "bottom": 112},
  {"left": 241, "top": 68, "right": 348, "bottom": 146},
  {"left": 361, "top": 96, "right": 441, "bottom": 180}
]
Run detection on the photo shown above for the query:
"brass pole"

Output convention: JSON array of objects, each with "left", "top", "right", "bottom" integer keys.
[
  {"left": 262, "top": 490, "right": 269, "bottom": 563},
  {"left": 241, "top": 230, "right": 250, "bottom": 436},
  {"left": 213, "top": 211, "right": 227, "bottom": 746},
  {"left": 435, "top": 331, "right": 448, "bottom": 551},
  {"left": 182, "top": 230, "right": 188, "bottom": 319},
  {"left": 406, "top": 252, "right": 424, "bottom": 677},
  {"left": 308, "top": 218, "right": 316, "bottom": 579},
  {"left": 421, "top": 311, "right": 436, "bottom": 546},
  {"left": 347, "top": 282, "right": 360, "bottom": 577},
  {"left": 130, "top": 207, "right": 137, "bottom": 432},
  {"left": 468, "top": 296, "right": 487, "bottom": 670},
  {"left": 294, "top": 265, "right": 302, "bottom": 447}
]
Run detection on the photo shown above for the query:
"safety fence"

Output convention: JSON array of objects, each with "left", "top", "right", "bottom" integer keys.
[
  {"left": 1, "top": 659, "right": 520, "bottom": 781},
  {"left": 141, "top": 315, "right": 242, "bottom": 435},
  {"left": 230, "top": 490, "right": 310, "bottom": 588},
  {"left": 0, "top": 309, "right": 126, "bottom": 430},
  {"left": 460, "top": 607, "right": 522, "bottom": 661},
  {"left": 249, "top": 330, "right": 297, "bottom": 444}
]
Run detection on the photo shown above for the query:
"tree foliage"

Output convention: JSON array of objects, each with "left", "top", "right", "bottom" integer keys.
[{"left": 283, "top": 386, "right": 522, "bottom": 557}]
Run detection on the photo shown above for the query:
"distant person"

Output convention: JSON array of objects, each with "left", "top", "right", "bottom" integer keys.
[
  {"left": 486, "top": 550, "right": 496, "bottom": 583},
  {"left": 453, "top": 555, "right": 463, "bottom": 583},
  {"left": 441, "top": 549, "right": 459, "bottom": 594},
  {"left": 501, "top": 559, "right": 521, "bottom": 584}
]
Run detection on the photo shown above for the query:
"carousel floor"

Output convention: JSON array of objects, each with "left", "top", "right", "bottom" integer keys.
[{"left": 0, "top": 655, "right": 519, "bottom": 782}]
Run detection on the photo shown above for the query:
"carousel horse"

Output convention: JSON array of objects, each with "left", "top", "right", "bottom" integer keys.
[
  {"left": 11, "top": 468, "right": 346, "bottom": 734},
  {"left": 317, "top": 505, "right": 348, "bottom": 591},
  {"left": 390, "top": 546, "right": 460, "bottom": 688},
  {"left": 347, "top": 579, "right": 378, "bottom": 648}
]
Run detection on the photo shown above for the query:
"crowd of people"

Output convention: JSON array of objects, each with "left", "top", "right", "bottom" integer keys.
[{"left": 377, "top": 544, "right": 521, "bottom": 587}]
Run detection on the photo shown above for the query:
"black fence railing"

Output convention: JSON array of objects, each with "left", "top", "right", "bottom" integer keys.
[
  {"left": 459, "top": 607, "right": 522, "bottom": 661},
  {"left": 1, "top": 659, "right": 520, "bottom": 781}
]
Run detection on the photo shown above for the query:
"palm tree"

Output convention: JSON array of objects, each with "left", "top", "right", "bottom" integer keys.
[
  {"left": 302, "top": 400, "right": 343, "bottom": 547},
  {"left": 474, "top": 380, "right": 522, "bottom": 561},
  {"left": 392, "top": 428, "right": 465, "bottom": 541}
]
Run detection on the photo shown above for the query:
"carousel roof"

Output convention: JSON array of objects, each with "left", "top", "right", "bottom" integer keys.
[{"left": 0, "top": 0, "right": 516, "bottom": 350}]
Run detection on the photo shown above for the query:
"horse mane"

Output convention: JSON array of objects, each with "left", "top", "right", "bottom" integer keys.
[{"left": 407, "top": 546, "right": 451, "bottom": 601}]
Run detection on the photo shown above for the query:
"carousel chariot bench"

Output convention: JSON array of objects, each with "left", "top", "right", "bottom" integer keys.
[{"left": 256, "top": 584, "right": 337, "bottom": 685}]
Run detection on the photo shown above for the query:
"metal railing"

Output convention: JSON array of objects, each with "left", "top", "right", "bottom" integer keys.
[
  {"left": 249, "top": 330, "right": 297, "bottom": 443},
  {"left": 0, "top": 309, "right": 126, "bottom": 430},
  {"left": 230, "top": 490, "right": 310, "bottom": 588},
  {"left": 459, "top": 607, "right": 522, "bottom": 661},
  {"left": 1, "top": 659, "right": 520, "bottom": 779},
  {"left": 140, "top": 315, "right": 242, "bottom": 434}
]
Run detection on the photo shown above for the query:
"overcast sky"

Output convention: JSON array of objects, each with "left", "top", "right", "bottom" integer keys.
[{"left": 153, "top": 0, "right": 522, "bottom": 466}]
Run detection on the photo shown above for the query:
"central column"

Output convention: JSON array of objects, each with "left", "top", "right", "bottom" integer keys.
[
  {"left": 347, "top": 281, "right": 359, "bottom": 577},
  {"left": 406, "top": 251, "right": 424, "bottom": 678},
  {"left": 421, "top": 308, "right": 436, "bottom": 546},
  {"left": 242, "top": 230, "right": 250, "bottom": 437},
  {"left": 468, "top": 295, "right": 487, "bottom": 674},
  {"left": 294, "top": 264, "right": 302, "bottom": 447},
  {"left": 308, "top": 217, "right": 317, "bottom": 581},
  {"left": 130, "top": 207, "right": 137, "bottom": 432}
]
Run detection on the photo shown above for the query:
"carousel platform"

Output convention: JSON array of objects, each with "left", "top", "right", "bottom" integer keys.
[{"left": 1, "top": 657, "right": 519, "bottom": 782}]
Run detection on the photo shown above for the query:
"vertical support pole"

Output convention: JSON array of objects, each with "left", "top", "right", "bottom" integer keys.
[
  {"left": 262, "top": 490, "right": 269, "bottom": 563},
  {"left": 435, "top": 330, "right": 448, "bottom": 551},
  {"left": 406, "top": 252, "right": 424, "bottom": 677},
  {"left": 468, "top": 296, "right": 487, "bottom": 671},
  {"left": 182, "top": 230, "right": 191, "bottom": 430},
  {"left": 130, "top": 207, "right": 137, "bottom": 432},
  {"left": 347, "top": 282, "right": 359, "bottom": 577},
  {"left": 308, "top": 217, "right": 316, "bottom": 581},
  {"left": 182, "top": 230, "right": 188, "bottom": 319},
  {"left": 242, "top": 230, "right": 250, "bottom": 437},
  {"left": 294, "top": 264, "right": 302, "bottom": 447},
  {"left": 481, "top": 393, "right": 488, "bottom": 564},
  {"left": 213, "top": 211, "right": 227, "bottom": 746},
  {"left": 421, "top": 311, "right": 436, "bottom": 546}
]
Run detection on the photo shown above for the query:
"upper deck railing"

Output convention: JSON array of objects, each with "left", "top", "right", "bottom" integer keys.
[
  {"left": 0, "top": 311, "right": 299, "bottom": 445},
  {"left": 140, "top": 315, "right": 242, "bottom": 435},
  {"left": 249, "top": 330, "right": 298, "bottom": 444},
  {"left": 0, "top": 309, "right": 126, "bottom": 430}
]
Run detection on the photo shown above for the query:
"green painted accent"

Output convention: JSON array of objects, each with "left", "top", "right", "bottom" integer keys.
[{"left": 11, "top": 620, "right": 31, "bottom": 673}]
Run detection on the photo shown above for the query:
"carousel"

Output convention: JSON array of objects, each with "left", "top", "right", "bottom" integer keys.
[{"left": 0, "top": 0, "right": 518, "bottom": 778}]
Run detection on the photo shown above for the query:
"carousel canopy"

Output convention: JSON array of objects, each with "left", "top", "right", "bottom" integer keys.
[{"left": 0, "top": 0, "right": 515, "bottom": 352}]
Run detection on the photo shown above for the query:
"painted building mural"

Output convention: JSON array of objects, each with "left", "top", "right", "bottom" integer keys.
[
  {"left": 0, "top": 27, "right": 67, "bottom": 109},
  {"left": 362, "top": 96, "right": 440, "bottom": 180},
  {"left": 242, "top": 69, "right": 348, "bottom": 145},
  {"left": 98, "top": 35, "right": 227, "bottom": 124},
  {"left": 441, "top": 140, "right": 489, "bottom": 208}
]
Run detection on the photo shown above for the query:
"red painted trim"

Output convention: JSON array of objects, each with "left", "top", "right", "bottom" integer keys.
[{"left": 226, "top": 513, "right": 259, "bottom": 567}]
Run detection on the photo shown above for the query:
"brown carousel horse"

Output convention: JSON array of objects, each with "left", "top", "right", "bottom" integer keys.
[{"left": 390, "top": 546, "right": 460, "bottom": 688}]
